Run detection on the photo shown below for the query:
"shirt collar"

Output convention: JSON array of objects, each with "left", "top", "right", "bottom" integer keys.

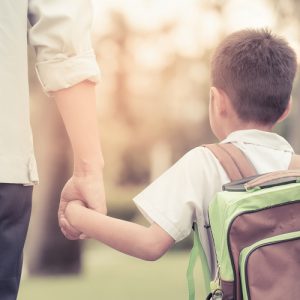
[{"left": 220, "top": 129, "right": 294, "bottom": 153}]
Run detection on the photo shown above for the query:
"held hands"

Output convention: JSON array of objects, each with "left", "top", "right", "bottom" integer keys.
[{"left": 58, "top": 172, "right": 107, "bottom": 240}]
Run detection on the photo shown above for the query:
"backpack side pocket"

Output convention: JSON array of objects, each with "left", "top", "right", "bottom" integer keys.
[{"left": 239, "top": 231, "right": 300, "bottom": 300}]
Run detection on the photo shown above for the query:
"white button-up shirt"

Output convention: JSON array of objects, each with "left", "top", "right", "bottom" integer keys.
[
  {"left": 0, "top": 0, "right": 100, "bottom": 185},
  {"left": 133, "top": 130, "right": 294, "bottom": 274}
]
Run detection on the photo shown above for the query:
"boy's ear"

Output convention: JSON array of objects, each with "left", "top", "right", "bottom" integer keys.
[
  {"left": 277, "top": 98, "right": 292, "bottom": 123},
  {"left": 210, "top": 87, "right": 226, "bottom": 115}
]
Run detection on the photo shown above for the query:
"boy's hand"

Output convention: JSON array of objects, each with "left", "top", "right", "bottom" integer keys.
[
  {"left": 58, "top": 172, "right": 106, "bottom": 240},
  {"left": 64, "top": 200, "right": 89, "bottom": 240}
]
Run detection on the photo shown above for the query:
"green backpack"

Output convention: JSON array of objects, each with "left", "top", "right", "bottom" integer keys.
[{"left": 187, "top": 143, "right": 300, "bottom": 300}]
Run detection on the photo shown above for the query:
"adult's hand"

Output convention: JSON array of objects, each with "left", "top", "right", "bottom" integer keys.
[{"left": 58, "top": 171, "right": 106, "bottom": 240}]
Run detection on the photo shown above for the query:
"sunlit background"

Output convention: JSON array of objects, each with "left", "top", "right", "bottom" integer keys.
[{"left": 19, "top": 1, "right": 300, "bottom": 299}]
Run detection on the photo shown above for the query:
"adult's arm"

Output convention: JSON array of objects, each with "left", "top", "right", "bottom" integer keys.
[
  {"left": 28, "top": 0, "right": 106, "bottom": 239},
  {"left": 54, "top": 82, "right": 106, "bottom": 240}
]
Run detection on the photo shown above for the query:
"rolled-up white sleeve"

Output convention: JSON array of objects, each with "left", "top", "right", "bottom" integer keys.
[{"left": 28, "top": 0, "right": 100, "bottom": 92}]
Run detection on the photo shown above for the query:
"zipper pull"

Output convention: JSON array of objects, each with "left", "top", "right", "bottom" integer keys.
[{"left": 210, "top": 266, "right": 223, "bottom": 299}]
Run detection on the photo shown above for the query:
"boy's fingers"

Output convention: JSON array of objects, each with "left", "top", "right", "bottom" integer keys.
[
  {"left": 61, "top": 220, "right": 79, "bottom": 237},
  {"left": 60, "top": 225, "right": 77, "bottom": 240},
  {"left": 79, "top": 234, "right": 89, "bottom": 240},
  {"left": 60, "top": 217, "right": 81, "bottom": 240},
  {"left": 61, "top": 227, "right": 77, "bottom": 240}
]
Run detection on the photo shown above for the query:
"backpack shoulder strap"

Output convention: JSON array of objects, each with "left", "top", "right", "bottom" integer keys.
[
  {"left": 187, "top": 143, "right": 258, "bottom": 300},
  {"left": 203, "top": 143, "right": 257, "bottom": 181},
  {"left": 289, "top": 154, "right": 300, "bottom": 170}
]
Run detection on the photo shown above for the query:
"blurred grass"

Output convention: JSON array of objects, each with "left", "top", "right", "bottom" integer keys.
[{"left": 19, "top": 241, "right": 192, "bottom": 300}]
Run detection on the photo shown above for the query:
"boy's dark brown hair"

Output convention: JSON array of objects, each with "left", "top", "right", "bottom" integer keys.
[{"left": 211, "top": 28, "right": 297, "bottom": 124}]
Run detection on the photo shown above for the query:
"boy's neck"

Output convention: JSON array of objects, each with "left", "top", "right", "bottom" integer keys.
[{"left": 221, "top": 118, "right": 273, "bottom": 140}]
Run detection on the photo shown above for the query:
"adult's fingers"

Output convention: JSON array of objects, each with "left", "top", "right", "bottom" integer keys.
[{"left": 86, "top": 195, "right": 107, "bottom": 215}]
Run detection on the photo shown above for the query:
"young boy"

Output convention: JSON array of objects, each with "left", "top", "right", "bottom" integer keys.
[{"left": 62, "top": 29, "right": 297, "bottom": 275}]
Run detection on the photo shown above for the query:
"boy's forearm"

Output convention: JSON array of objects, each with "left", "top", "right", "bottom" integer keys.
[
  {"left": 53, "top": 81, "right": 103, "bottom": 174},
  {"left": 66, "top": 204, "right": 174, "bottom": 261}
]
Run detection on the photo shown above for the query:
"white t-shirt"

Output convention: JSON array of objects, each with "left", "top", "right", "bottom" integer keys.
[{"left": 133, "top": 129, "right": 294, "bottom": 273}]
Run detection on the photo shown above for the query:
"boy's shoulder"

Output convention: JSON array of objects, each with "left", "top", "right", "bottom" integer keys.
[
  {"left": 177, "top": 145, "right": 228, "bottom": 185},
  {"left": 181, "top": 145, "right": 220, "bottom": 169}
]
